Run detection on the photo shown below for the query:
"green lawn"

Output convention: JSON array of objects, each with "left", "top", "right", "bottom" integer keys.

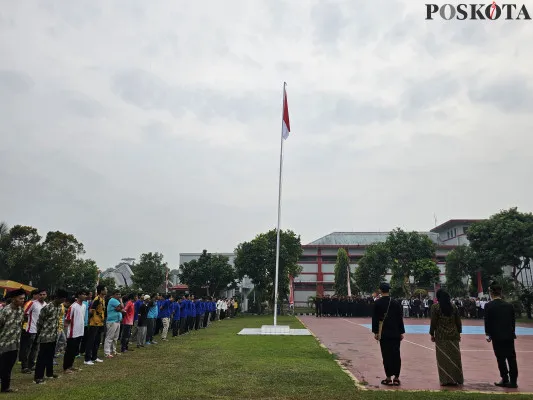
[{"left": 7, "top": 316, "right": 531, "bottom": 400}]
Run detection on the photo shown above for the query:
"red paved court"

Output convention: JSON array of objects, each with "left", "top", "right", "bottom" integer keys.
[{"left": 300, "top": 316, "right": 533, "bottom": 393}]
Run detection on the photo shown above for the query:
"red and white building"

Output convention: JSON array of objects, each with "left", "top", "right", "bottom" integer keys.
[{"left": 293, "top": 219, "right": 481, "bottom": 306}]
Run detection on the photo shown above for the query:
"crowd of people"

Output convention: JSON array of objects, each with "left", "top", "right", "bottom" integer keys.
[
  {"left": 313, "top": 293, "right": 492, "bottom": 320},
  {"left": 0, "top": 285, "right": 239, "bottom": 393},
  {"left": 371, "top": 282, "right": 519, "bottom": 389}
]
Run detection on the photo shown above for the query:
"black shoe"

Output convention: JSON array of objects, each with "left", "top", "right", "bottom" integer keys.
[
  {"left": 495, "top": 380, "right": 509, "bottom": 387},
  {"left": 21, "top": 368, "right": 32, "bottom": 374},
  {"left": 506, "top": 382, "right": 518, "bottom": 388}
]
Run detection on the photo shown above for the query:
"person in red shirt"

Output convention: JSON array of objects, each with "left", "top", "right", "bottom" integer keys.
[{"left": 120, "top": 294, "right": 135, "bottom": 353}]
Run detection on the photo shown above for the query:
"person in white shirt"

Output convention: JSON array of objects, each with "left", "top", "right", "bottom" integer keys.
[
  {"left": 216, "top": 299, "right": 222, "bottom": 320},
  {"left": 21, "top": 289, "right": 47, "bottom": 373},
  {"left": 63, "top": 290, "right": 87, "bottom": 373},
  {"left": 220, "top": 298, "right": 228, "bottom": 320},
  {"left": 401, "top": 299, "right": 410, "bottom": 318}
]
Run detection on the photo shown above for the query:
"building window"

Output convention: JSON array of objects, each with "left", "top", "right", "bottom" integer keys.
[
  {"left": 321, "top": 256, "right": 337, "bottom": 263},
  {"left": 463, "top": 226, "right": 469, "bottom": 234},
  {"left": 299, "top": 256, "right": 318, "bottom": 262}
]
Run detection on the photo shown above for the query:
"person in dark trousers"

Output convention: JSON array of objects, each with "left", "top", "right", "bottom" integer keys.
[
  {"left": 314, "top": 295, "right": 322, "bottom": 317},
  {"left": 34, "top": 289, "right": 68, "bottom": 384},
  {"left": 372, "top": 282, "right": 405, "bottom": 386},
  {"left": 485, "top": 282, "right": 519, "bottom": 388},
  {"left": 84, "top": 285, "right": 106, "bottom": 365},
  {"left": 0, "top": 289, "right": 26, "bottom": 393},
  {"left": 136, "top": 296, "right": 150, "bottom": 347}
]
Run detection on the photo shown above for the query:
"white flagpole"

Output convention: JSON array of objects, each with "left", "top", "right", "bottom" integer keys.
[{"left": 273, "top": 82, "right": 286, "bottom": 326}]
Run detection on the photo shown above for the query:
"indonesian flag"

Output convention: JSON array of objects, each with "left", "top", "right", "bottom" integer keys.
[
  {"left": 282, "top": 83, "right": 290, "bottom": 140},
  {"left": 477, "top": 270, "right": 483, "bottom": 296},
  {"left": 347, "top": 264, "right": 352, "bottom": 297},
  {"left": 289, "top": 275, "right": 294, "bottom": 305}
]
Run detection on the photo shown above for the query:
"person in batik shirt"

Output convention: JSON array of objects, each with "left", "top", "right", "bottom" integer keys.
[
  {"left": 0, "top": 289, "right": 26, "bottom": 393},
  {"left": 34, "top": 289, "right": 69, "bottom": 384}
]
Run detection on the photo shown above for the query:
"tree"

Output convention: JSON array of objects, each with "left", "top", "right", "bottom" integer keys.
[
  {"left": 334, "top": 249, "right": 350, "bottom": 296},
  {"left": 234, "top": 229, "right": 302, "bottom": 311},
  {"left": 178, "top": 250, "right": 237, "bottom": 296},
  {"left": 64, "top": 258, "right": 99, "bottom": 292},
  {"left": 412, "top": 259, "right": 440, "bottom": 288},
  {"left": 386, "top": 228, "right": 436, "bottom": 297},
  {"left": 40, "top": 231, "right": 85, "bottom": 289},
  {"left": 98, "top": 276, "right": 118, "bottom": 293},
  {"left": 2, "top": 225, "right": 42, "bottom": 286},
  {"left": 355, "top": 242, "right": 390, "bottom": 294},
  {"left": 445, "top": 245, "right": 479, "bottom": 297},
  {"left": 131, "top": 252, "right": 167, "bottom": 294},
  {"left": 467, "top": 207, "right": 533, "bottom": 287}
]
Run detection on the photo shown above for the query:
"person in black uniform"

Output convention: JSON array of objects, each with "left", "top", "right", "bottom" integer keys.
[
  {"left": 372, "top": 282, "right": 405, "bottom": 386},
  {"left": 314, "top": 295, "right": 322, "bottom": 317},
  {"left": 485, "top": 282, "right": 518, "bottom": 388}
]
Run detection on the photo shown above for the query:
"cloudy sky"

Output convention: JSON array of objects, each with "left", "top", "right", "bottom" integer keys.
[{"left": 1, "top": 1, "right": 532, "bottom": 268}]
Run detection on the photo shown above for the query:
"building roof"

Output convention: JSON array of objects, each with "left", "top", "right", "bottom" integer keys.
[
  {"left": 307, "top": 231, "right": 440, "bottom": 246},
  {"left": 430, "top": 219, "right": 482, "bottom": 233}
]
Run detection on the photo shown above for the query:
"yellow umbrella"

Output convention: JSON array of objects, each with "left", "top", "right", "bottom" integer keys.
[{"left": 0, "top": 280, "right": 37, "bottom": 297}]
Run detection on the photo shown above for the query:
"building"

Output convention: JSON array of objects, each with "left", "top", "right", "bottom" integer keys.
[
  {"left": 293, "top": 219, "right": 482, "bottom": 306},
  {"left": 178, "top": 252, "right": 254, "bottom": 311},
  {"left": 100, "top": 262, "right": 134, "bottom": 289}
]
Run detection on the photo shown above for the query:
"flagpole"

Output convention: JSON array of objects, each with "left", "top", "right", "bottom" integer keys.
[{"left": 273, "top": 82, "right": 286, "bottom": 326}]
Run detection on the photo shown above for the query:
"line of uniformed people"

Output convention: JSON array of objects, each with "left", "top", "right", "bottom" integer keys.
[{"left": 313, "top": 295, "right": 374, "bottom": 317}]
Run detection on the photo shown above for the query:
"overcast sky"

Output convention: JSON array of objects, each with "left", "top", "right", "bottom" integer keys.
[{"left": 1, "top": 1, "right": 532, "bottom": 269}]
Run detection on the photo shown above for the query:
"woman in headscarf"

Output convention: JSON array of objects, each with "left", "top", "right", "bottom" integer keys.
[{"left": 429, "top": 289, "right": 464, "bottom": 386}]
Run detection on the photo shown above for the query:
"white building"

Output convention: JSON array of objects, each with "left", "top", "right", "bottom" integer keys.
[{"left": 100, "top": 262, "right": 134, "bottom": 289}]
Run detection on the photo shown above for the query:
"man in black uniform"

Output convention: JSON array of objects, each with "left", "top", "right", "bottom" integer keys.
[
  {"left": 314, "top": 295, "right": 322, "bottom": 317},
  {"left": 485, "top": 282, "right": 518, "bottom": 388},
  {"left": 371, "top": 282, "right": 405, "bottom": 386}
]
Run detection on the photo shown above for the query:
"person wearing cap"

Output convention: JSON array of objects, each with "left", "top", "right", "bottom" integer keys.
[
  {"left": 485, "top": 282, "right": 518, "bottom": 388},
  {"left": 371, "top": 282, "right": 405, "bottom": 386},
  {"left": 34, "top": 289, "right": 69, "bottom": 384},
  {"left": 0, "top": 288, "right": 26, "bottom": 393},
  {"left": 136, "top": 295, "right": 150, "bottom": 348}
]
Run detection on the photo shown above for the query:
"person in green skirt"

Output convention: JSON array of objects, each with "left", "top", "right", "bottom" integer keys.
[{"left": 429, "top": 289, "right": 464, "bottom": 386}]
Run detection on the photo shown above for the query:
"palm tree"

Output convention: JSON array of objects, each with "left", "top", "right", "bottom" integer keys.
[{"left": 0, "top": 221, "right": 8, "bottom": 237}]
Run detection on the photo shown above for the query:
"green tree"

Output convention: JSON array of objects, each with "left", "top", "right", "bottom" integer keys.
[
  {"left": 40, "top": 231, "right": 85, "bottom": 289},
  {"left": 412, "top": 259, "right": 440, "bottom": 288},
  {"left": 64, "top": 258, "right": 99, "bottom": 292},
  {"left": 334, "top": 248, "right": 350, "bottom": 296},
  {"left": 2, "top": 225, "right": 42, "bottom": 286},
  {"left": 179, "top": 250, "right": 237, "bottom": 296},
  {"left": 355, "top": 242, "right": 390, "bottom": 294},
  {"left": 234, "top": 229, "right": 302, "bottom": 312},
  {"left": 467, "top": 207, "right": 533, "bottom": 287},
  {"left": 132, "top": 252, "right": 167, "bottom": 294},
  {"left": 445, "top": 245, "right": 479, "bottom": 297},
  {"left": 98, "top": 276, "right": 118, "bottom": 293},
  {"left": 386, "top": 228, "right": 436, "bottom": 297}
]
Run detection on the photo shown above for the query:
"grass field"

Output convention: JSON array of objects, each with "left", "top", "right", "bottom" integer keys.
[{"left": 7, "top": 316, "right": 531, "bottom": 400}]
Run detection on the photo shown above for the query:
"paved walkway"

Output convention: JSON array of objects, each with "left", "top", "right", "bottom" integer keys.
[{"left": 300, "top": 316, "right": 533, "bottom": 393}]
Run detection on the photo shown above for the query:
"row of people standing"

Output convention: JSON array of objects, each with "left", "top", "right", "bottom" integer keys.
[
  {"left": 0, "top": 286, "right": 237, "bottom": 393},
  {"left": 372, "top": 282, "right": 519, "bottom": 389},
  {"left": 313, "top": 295, "right": 374, "bottom": 317}
]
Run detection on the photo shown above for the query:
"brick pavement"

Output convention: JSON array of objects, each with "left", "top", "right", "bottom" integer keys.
[{"left": 300, "top": 316, "right": 533, "bottom": 393}]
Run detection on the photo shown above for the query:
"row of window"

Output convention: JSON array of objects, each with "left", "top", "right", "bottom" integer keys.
[{"left": 300, "top": 256, "right": 447, "bottom": 263}]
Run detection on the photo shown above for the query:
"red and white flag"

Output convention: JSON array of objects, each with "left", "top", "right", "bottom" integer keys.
[
  {"left": 282, "top": 83, "right": 291, "bottom": 140},
  {"left": 289, "top": 275, "right": 294, "bottom": 305},
  {"left": 347, "top": 265, "right": 352, "bottom": 297}
]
